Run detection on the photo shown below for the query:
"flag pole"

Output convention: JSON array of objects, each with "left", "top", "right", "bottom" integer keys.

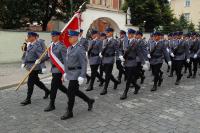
[{"left": 15, "top": 2, "right": 87, "bottom": 91}]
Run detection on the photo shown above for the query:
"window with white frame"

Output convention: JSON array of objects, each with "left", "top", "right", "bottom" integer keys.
[
  {"left": 183, "top": 13, "right": 190, "bottom": 21},
  {"left": 185, "top": 0, "right": 191, "bottom": 7}
]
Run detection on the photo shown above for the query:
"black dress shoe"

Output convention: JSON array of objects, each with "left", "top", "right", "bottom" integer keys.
[
  {"left": 120, "top": 93, "right": 127, "bottom": 100},
  {"left": 43, "top": 91, "right": 50, "bottom": 99},
  {"left": 86, "top": 86, "right": 93, "bottom": 91},
  {"left": 175, "top": 80, "right": 180, "bottom": 85},
  {"left": 20, "top": 99, "right": 31, "bottom": 106},
  {"left": 187, "top": 74, "right": 192, "bottom": 78},
  {"left": 44, "top": 104, "right": 55, "bottom": 112},
  {"left": 158, "top": 78, "right": 163, "bottom": 87},
  {"left": 88, "top": 99, "right": 95, "bottom": 111},
  {"left": 100, "top": 89, "right": 107, "bottom": 95},
  {"left": 151, "top": 85, "right": 157, "bottom": 92},
  {"left": 134, "top": 86, "right": 141, "bottom": 94},
  {"left": 192, "top": 75, "right": 196, "bottom": 79},
  {"left": 99, "top": 80, "right": 104, "bottom": 87},
  {"left": 60, "top": 111, "right": 73, "bottom": 120},
  {"left": 113, "top": 82, "right": 119, "bottom": 90}
]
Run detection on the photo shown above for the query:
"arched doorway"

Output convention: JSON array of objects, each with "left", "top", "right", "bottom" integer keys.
[{"left": 86, "top": 17, "right": 120, "bottom": 39}]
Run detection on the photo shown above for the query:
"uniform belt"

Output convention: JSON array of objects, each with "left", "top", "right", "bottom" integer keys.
[
  {"left": 25, "top": 61, "right": 36, "bottom": 63},
  {"left": 90, "top": 53, "right": 99, "bottom": 57},
  {"left": 104, "top": 53, "right": 115, "bottom": 57},
  {"left": 127, "top": 57, "right": 136, "bottom": 60},
  {"left": 68, "top": 67, "right": 82, "bottom": 70},
  {"left": 152, "top": 55, "right": 162, "bottom": 58}
]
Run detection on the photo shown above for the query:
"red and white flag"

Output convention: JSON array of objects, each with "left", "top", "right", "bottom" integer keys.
[
  {"left": 59, "top": 12, "right": 81, "bottom": 48},
  {"left": 49, "top": 12, "right": 82, "bottom": 74}
]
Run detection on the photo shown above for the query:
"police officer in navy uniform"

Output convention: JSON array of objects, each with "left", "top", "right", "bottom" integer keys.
[
  {"left": 169, "top": 31, "right": 190, "bottom": 85},
  {"left": 99, "top": 27, "right": 121, "bottom": 95},
  {"left": 79, "top": 29, "right": 91, "bottom": 84},
  {"left": 148, "top": 32, "right": 171, "bottom": 91},
  {"left": 36, "top": 33, "right": 47, "bottom": 74},
  {"left": 168, "top": 32, "right": 178, "bottom": 77},
  {"left": 42, "top": 31, "right": 68, "bottom": 112},
  {"left": 187, "top": 32, "right": 200, "bottom": 78},
  {"left": 135, "top": 31, "right": 147, "bottom": 84},
  {"left": 20, "top": 32, "right": 50, "bottom": 106},
  {"left": 61, "top": 30, "right": 95, "bottom": 120},
  {"left": 120, "top": 29, "right": 149, "bottom": 100},
  {"left": 116, "top": 30, "right": 127, "bottom": 83},
  {"left": 86, "top": 30, "right": 105, "bottom": 91},
  {"left": 99, "top": 32, "right": 107, "bottom": 80}
]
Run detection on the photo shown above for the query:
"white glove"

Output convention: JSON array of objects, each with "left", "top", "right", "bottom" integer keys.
[
  {"left": 166, "top": 48, "right": 170, "bottom": 53},
  {"left": 186, "top": 59, "right": 190, "bottom": 63},
  {"left": 168, "top": 61, "right": 172, "bottom": 67},
  {"left": 86, "top": 52, "right": 88, "bottom": 57},
  {"left": 170, "top": 53, "right": 175, "bottom": 57},
  {"left": 63, "top": 73, "right": 68, "bottom": 82},
  {"left": 121, "top": 61, "right": 125, "bottom": 67},
  {"left": 147, "top": 54, "right": 151, "bottom": 59},
  {"left": 145, "top": 61, "right": 150, "bottom": 65},
  {"left": 35, "top": 59, "right": 40, "bottom": 64},
  {"left": 194, "top": 54, "right": 198, "bottom": 59},
  {"left": 99, "top": 53, "right": 103, "bottom": 58},
  {"left": 142, "top": 63, "right": 149, "bottom": 71},
  {"left": 78, "top": 77, "right": 84, "bottom": 85},
  {"left": 21, "top": 64, "right": 25, "bottom": 70},
  {"left": 119, "top": 55, "right": 125, "bottom": 62},
  {"left": 42, "top": 68, "right": 47, "bottom": 74}
]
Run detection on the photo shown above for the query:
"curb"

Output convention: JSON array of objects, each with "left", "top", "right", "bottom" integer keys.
[{"left": 0, "top": 74, "right": 51, "bottom": 90}]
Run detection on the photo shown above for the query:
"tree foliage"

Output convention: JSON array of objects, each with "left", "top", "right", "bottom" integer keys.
[
  {"left": 124, "top": 0, "right": 174, "bottom": 32},
  {"left": 0, "top": 0, "right": 87, "bottom": 31}
]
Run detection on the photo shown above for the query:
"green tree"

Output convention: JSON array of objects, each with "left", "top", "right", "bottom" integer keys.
[
  {"left": 197, "top": 21, "right": 200, "bottom": 32},
  {"left": 125, "top": 0, "right": 174, "bottom": 32},
  {"left": 188, "top": 22, "right": 195, "bottom": 32},
  {"left": 0, "top": 0, "right": 27, "bottom": 29},
  {"left": 0, "top": 0, "right": 88, "bottom": 31}
]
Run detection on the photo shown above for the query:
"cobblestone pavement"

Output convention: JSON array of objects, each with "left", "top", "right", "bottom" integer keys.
[
  {"left": 1, "top": 65, "right": 200, "bottom": 133},
  {"left": 0, "top": 62, "right": 51, "bottom": 89}
]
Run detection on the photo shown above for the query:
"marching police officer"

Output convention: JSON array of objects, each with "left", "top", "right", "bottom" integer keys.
[
  {"left": 188, "top": 32, "right": 200, "bottom": 78},
  {"left": 169, "top": 31, "right": 190, "bottom": 85},
  {"left": 79, "top": 29, "right": 91, "bottom": 84},
  {"left": 42, "top": 31, "right": 68, "bottom": 112},
  {"left": 86, "top": 30, "right": 105, "bottom": 91},
  {"left": 135, "top": 31, "right": 147, "bottom": 84},
  {"left": 148, "top": 32, "right": 171, "bottom": 91},
  {"left": 116, "top": 30, "right": 127, "bottom": 83},
  {"left": 20, "top": 32, "right": 50, "bottom": 106},
  {"left": 99, "top": 27, "right": 121, "bottom": 95},
  {"left": 61, "top": 30, "right": 95, "bottom": 120},
  {"left": 120, "top": 29, "right": 149, "bottom": 100},
  {"left": 36, "top": 33, "right": 47, "bottom": 74},
  {"left": 99, "top": 32, "right": 107, "bottom": 79}
]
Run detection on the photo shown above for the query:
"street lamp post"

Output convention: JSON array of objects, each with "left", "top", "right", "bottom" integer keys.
[
  {"left": 143, "top": 20, "right": 146, "bottom": 32},
  {"left": 70, "top": 0, "right": 73, "bottom": 17}
]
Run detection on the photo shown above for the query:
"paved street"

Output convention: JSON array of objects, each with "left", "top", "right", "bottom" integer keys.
[
  {"left": 1, "top": 65, "right": 200, "bottom": 133},
  {"left": 0, "top": 62, "right": 51, "bottom": 89}
]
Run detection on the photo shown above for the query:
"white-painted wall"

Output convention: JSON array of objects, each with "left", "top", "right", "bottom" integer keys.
[
  {"left": 81, "top": 8, "right": 138, "bottom": 37},
  {"left": 0, "top": 31, "right": 51, "bottom": 63}
]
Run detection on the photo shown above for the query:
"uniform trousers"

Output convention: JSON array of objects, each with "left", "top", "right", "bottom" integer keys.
[
  {"left": 27, "top": 70, "right": 49, "bottom": 99},
  {"left": 50, "top": 73, "right": 68, "bottom": 101},
  {"left": 67, "top": 80, "right": 90, "bottom": 112}
]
